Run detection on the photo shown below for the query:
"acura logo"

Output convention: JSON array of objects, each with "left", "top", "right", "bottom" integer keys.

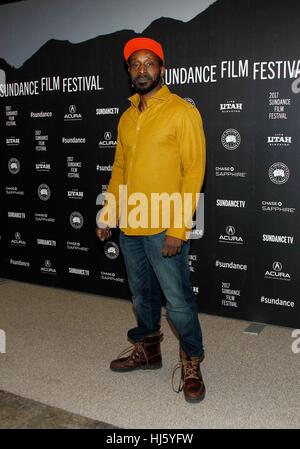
[
  {"left": 273, "top": 261, "right": 282, "bottom": 272},
  {"left": 104, "top": 131, "right": 112, "bottom": 141},
  {"left": 69, "top": 105, "right": 76, "bottom": 113},
  {"left": 226, "top": 226, "right": 235, "bottom": 236}
]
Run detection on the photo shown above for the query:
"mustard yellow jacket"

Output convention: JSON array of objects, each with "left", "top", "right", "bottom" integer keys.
[{"left": 99, "top": 85, "right": 206, "bottom": 241}]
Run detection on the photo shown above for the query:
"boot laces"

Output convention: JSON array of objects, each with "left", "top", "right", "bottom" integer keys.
[
  {"left": 172, "top": 359, "right": 200, "bottom": 393},
  {"left": 117, "top": 342, "right": 149, "bottom": 366}
]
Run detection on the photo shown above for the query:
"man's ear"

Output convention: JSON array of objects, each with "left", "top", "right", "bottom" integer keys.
[{"left": 160, "top": 66, "right": 166, "bottom": 78}]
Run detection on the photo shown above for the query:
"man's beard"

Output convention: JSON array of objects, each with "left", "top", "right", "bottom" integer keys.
[{"left": 132, "top": 73, "right": 161, "bottom": 94}]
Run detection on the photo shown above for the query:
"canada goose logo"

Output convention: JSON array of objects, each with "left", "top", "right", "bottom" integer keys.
[
  {"left": 221, "top": 129, "right": 241, "bottom": 150},
  {"left": 70, "top": 211, "right": 84, "bottom": 229},
  {"left": 104, "top": 242, "right": 119, "bottom": 260},
  {"left": 184, "top": 97, "right": 196, "bottom": 107},
  {"left": 268, "top": 163, "right": 290, "bottom": 184},
  {"left": 38, "top": 184, "right": 51, "bottom": 201},
  {"left": 8, "top": 158, "right": 20, "bottom": 174}
]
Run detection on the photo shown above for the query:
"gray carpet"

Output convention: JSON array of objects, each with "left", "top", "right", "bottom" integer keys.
[
  {"left": 0, "top": 389, "right": 118, "bottom": 429},
  {"left": 0, "top": 280, "right": 299, "bottom": 429}
]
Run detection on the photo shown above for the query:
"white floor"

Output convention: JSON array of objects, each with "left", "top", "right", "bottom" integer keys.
[{"left": 0, "top": 280, "right": 299, "bottom": 428}]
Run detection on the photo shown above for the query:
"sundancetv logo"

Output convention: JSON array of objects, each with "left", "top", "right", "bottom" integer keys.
[
  {"left": 37, "top": 238, "right": 56, "bottom": 247},
  {"left": 216, "top": 199, "right": 246, "bottom": 208},
  {"left": 262, "top": 234, "right": 294, "bottom": 245},
  {"left": 8, "top": 211, "right": 26, "bottom": 219},
  {"left": 96, "top": 107, "right": 119, "bottom": 115},
  {"left": 69, "top": 267, "right": 90, "bottom": 276}
]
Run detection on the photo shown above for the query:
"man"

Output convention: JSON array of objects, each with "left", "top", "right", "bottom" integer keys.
[{"left": 96, "top": 37, "right": 206, "bottom": 402}]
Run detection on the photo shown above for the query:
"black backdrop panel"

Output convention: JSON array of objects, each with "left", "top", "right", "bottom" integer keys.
[{"left": 0, "top": 0, "right": 299, "bottom": 327}]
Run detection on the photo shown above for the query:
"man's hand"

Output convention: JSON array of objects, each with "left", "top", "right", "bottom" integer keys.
[
  {"left": 95, "top": 225, "right": 111, "bottom": 242},
  {"left": 162, "top": 235, "right": 184, "bottom": 257}
]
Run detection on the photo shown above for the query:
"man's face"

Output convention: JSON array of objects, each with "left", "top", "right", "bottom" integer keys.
[{"left": 128, "top": 49, "right": 164, "bottom": 94}]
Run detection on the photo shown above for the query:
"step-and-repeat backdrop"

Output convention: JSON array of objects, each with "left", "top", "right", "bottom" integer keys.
[{"left": 0, "top": 0, "right": 299, "bottom": 327}]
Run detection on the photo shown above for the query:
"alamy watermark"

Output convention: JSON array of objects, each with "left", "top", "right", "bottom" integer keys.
[
  {"left": 0, "top": 329, "right": 6, "bottom": 354},
  {"left": 289, "top": 76, "right": 299, "bottom": 355},
  {"left": 96, "top": 186, "right": 204, "bottom": 239},
  {"left": 291, "top": 70, "right": 300, "bottom": 94},
  {"left": 291, "top": 329, "right": 300, "bottom": 354}
]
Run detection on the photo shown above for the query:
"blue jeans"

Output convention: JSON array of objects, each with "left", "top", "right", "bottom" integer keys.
[{"left": 119, "top": 230, "right": 204, "bottom": 357}]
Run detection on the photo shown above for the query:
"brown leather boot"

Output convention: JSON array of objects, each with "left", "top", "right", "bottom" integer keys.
[
  {"left": 172, "top": 348, "right": 205, "bottom": 402},
  {"left": 110, "top": 333, "right": 163, "bottom": 372}
]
